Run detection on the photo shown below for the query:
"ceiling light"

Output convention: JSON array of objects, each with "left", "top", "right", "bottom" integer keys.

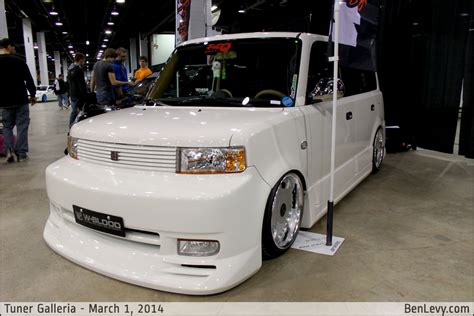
[
  {"left": 238, "top": 9, "right": 246, "bottom": 13},
  {"left": 111, "top": 6, "right": 119, "bottom": 15},
  {"left": 107, "top": 20, "right": 114, "bottom": 25},
  {"left": 101, "top": 44, "right": 106, "bottom": 48},
  {"left": 69, "top": 50, "right": 74, "bottom": 54},
  {"left": 86, "top": 40, "right": 90, "bottom": 45},
  {"left": 86, "top": 60, "right": 89, "bottom": 64},
  {"left": 97, "top": 57, "right": 101, "bottom": 60},
  {"left": 62, "top": 31, "right": 68, "bottom": 34},
  {"left": 55, "top": 19, "right": 63, "bottom": 26},
  {"left": 49, "top": 5, "right": 58, "bottom": 16},
  {"left": 86, "top": 53, "right": 89, "bottom": 57},
  {"left": 103, "top": 38, "right": 109, "bottom": 42},
  {"left": 68, "top": 45, "right": 73, "bottom": 49},
  {"left": 105, "top": 30, "right": 112, "bottom": 35},
  {"left": 116, "top": 0, "right": 125, "bottom": 3},
  {"left": 34, "top": 44, "right": 39, "bottom": 49},
  {"left": 99, "top": 50, "right": 104, "bottom": 53}
]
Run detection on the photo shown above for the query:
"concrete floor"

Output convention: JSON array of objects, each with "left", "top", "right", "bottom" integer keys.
[{"left": 0, "top": 102, "right": 473, "bottom": 301}]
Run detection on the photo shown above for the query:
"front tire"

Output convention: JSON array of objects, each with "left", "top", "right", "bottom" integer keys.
[
  {"left": 372, "top": 127, "right": 385, "bottom": 173},
  {"left": 262, "top": 172, "right": 304, "bottom": 259}
]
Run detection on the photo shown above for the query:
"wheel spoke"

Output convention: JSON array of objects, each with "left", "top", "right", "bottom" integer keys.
[{"left": 270, "top": 174, "right": 304, "bottom": 249}]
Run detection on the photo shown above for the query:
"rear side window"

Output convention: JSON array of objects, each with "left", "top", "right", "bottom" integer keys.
[
  {"left": 340, "top": 66, "right": 377, "bottom": 97},
  {"left": 306, "top": 41, "right": 377, "bottom": 103}
]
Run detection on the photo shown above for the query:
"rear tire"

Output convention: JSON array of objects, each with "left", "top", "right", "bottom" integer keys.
[
  {"left": 262, "top": 172, "right": 304, "bottom": 259},
  {"left": 372, "top": 127, "right": 385, "bottom": 174}
]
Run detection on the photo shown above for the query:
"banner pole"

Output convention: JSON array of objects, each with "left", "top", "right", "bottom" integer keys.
[{"left": 327, "top": 0, "right": 340, "bottom": 246}]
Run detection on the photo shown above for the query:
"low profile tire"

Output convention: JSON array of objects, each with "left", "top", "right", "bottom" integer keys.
[
  {"left": 42, "top": 95, "right": 47, "bottom": 102},
  {"left": 262, "top": 172, "right": 304, "bottom": 259},
  {"left": 372, "top": 127, "right": 385, "bottom": 174}
]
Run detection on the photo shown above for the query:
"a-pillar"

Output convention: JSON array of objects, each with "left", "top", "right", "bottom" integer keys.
[
  {"left": 22, "top": 18, "right": 37, "bottom": 84},
  {"left": 62, "top": 57, "right": 68, "bottom": 81},
  {"left": 37, "top": 32, "right": 48, "bottom": 85},
  {"left": 129, "top": 37, "right": 137, "bottom": 76},
  {"left": 54, "top": 51, "right": 61, "bottom": 77},
  {"left": 0, "top": 0, "right": 8, "bottom": 38}
]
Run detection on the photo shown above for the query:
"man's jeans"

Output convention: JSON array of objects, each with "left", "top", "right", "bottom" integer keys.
[
  {"left": 69, "top": 98, "right": 81, "bottom": 127},
  {"left": 96, "top": 90, "right": 115, "bottom": 105},
  {"left": 58, "top": 93, "right": 68, "bottom": 108},
  {"left": 1, "top": 104, "right": 30, "bottom": 157}
]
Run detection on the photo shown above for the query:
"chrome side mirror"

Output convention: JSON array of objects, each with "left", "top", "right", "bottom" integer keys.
[{"left": 308, "top": 78, "right": 345, "bottom": 103}]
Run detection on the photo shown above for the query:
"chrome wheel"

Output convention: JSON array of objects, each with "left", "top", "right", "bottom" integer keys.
[
  {"left": 372, "top": 127, "right": 385, "bottom": 172},
  {"left": 270, "top": 173, "right": 304, "bottom": 249}
]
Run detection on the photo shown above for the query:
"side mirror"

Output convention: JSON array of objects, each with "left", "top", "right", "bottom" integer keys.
[{"left": 308, "top": 78, "right": 345, "bottom": 103}]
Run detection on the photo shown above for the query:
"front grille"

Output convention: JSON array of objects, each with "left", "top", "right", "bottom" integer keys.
[{"left": 77, "top": 139, "right": 176, "bottom": 172}]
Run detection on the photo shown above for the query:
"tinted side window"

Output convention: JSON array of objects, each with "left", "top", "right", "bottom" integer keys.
[
  {"left": 306, "top": 41, "right": 332, "bottom": 102},
  {"left": 340, "top": 67, "right": 377, "bottom": 97}
]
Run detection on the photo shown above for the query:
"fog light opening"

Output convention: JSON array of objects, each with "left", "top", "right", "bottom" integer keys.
[{"left": 178, "top": 239, "right": 220, "bottom": 257}]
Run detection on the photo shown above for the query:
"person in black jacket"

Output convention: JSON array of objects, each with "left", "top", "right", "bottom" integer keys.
[
  {"left": 67, "top": 52, "right": 87, "bottom": 127},
  {"left": 0, "top": 38, "right": 36, "bottom": 162}
]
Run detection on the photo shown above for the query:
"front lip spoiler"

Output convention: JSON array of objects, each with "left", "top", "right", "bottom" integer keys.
[{"left": 43, "top": 215, "right": 261, "bottom": 295}]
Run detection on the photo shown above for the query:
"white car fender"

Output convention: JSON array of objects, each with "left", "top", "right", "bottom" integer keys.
[{"left": 230, "top": 107, "right": 308, "bottom": 191}]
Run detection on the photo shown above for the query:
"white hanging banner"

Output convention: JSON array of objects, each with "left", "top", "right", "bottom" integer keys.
[{"left": 176, "top": 0, "right": 191, "bottom": 45}]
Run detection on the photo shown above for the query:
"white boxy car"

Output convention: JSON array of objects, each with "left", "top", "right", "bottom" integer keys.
[
  {"left": 35, "top": 85, "right": 58, "bottom": 102},
  {"left": 44, "top": 32, "right": 385, "bottom": 295}
]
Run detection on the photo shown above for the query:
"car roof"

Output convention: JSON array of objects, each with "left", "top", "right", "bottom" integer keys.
[{"left": 180, "top": 32, "right": 328, "bottom": 47}]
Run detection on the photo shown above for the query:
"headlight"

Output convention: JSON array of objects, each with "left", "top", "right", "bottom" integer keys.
[
  {"left": 177, "top": 147, "right": 246, "bottom": 174},
  {"left": 178, "top": 239, "right": 220, "bottom": 257},
  {"left": 67, "top": 136, "right": 79, "bottom": 160}
]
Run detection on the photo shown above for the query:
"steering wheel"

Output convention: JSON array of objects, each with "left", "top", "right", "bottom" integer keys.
[
  {"left": 219, "top": 89, "right": 233, "bottom": 97},
  {"left": 254, "top": 89, "right": 286, "bottom": 99}
]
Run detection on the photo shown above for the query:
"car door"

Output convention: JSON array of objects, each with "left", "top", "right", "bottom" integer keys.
[
  {"left": 339, "top": 67, "right": 379, "bottom": 172},
  {"left": 298, "top": 40, "right": 353, "bottom": 224}
]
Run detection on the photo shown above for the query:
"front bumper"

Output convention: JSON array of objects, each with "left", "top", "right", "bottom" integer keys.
[{"left": 44, "top": 157, "right": 270, "bottom": 295}]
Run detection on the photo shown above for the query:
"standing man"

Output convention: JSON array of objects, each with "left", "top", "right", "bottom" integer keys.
[
  {"left": 134, "top": 56, "right": 152, "bottom": 82},
  {"left": 90, "top": 48, "right": 133, "bottom": 105},
  {"left": 54, "top": 74, "right": 68, "bottom": 109},
  {"left": 68, "top": 52, "right": 87, "bottom": 127},
  {"left": 112, "top": 47, "right": 130, "bottom": 100},
  {"left": 0, "top": 38, "right": 36, "bottom": 162}
]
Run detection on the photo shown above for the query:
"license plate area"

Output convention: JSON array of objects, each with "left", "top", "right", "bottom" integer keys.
[{"left": 73, "top": 205, "right": 125, "bottom": 237}]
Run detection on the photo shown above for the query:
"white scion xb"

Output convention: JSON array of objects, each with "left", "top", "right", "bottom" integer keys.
[{"left": 43, "top": 32, "right": 385, "bottom": 295}]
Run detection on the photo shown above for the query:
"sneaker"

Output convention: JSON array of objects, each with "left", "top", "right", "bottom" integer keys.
[
  {"left": 18, "top": 155, "right": 29, "bottom": 162},
  {"left": 6, "top": 148, "right": 17, "bottom": 163}
]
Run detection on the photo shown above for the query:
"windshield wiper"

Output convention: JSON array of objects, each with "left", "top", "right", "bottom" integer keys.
[{"left": 142, "top": 99, "right": 168, "bottom": 106}]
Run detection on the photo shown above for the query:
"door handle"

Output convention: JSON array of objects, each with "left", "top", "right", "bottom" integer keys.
[
  {"left": 371, "top": 104, "right": 375, "bottom": 111},
  {"left": 346, "top": 112, "right": 353, "bottom": 120}
]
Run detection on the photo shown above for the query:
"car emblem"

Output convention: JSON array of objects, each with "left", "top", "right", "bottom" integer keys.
[{"left": 110, "top": 151, "right": 120, "bottom": 161}]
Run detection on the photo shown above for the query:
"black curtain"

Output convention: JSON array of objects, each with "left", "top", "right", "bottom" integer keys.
[
  {"left": 459, "top": 11, "right": 474, "bottom": 158},
  {"left": 378, "top": 0, "right": 472, "bottom": 154}
]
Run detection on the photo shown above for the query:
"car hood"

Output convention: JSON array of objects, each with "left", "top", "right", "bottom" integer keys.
[{"left": 71, "top": 105, "right": 287, "bottom": 147}]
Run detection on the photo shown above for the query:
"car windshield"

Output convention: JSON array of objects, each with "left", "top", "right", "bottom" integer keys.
[
  {"left": 37, "top": 86, "right": 48, "bottom": 91},
  {"left": 127, "top": 74, "right": 157, "bottom": 96},
  {"left": 147, "top": 37, "right": 302, "bottom": 107}
]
